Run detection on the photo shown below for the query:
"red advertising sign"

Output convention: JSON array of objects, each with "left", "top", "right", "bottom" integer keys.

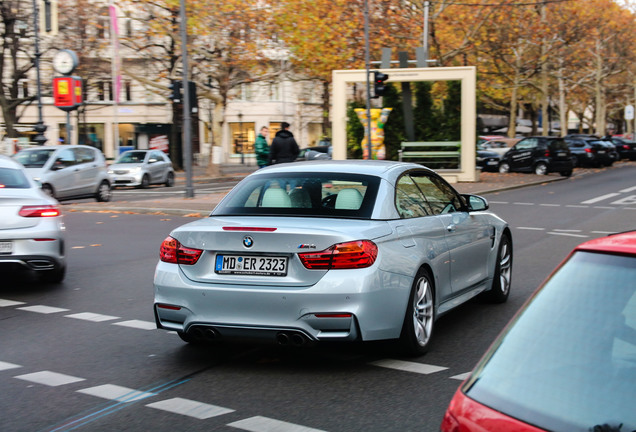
[
  {"left": 53, "top": 76, "right": 83, "bottom": 111},
  {"left": 53, "top": 77, "right": 74, "bottom": 108}
]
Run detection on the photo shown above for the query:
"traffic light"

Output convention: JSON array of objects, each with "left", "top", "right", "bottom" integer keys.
[
  {"left": 372, "top": 71, "right": 389, "bottom": 98},
  {"left": 169, "top": 80, "right": 182, "bottom": 103},
  {"left": 188, "top": 81, "right": 198, "bottom": 113}
]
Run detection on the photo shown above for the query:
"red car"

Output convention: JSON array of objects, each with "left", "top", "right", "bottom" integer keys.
[{"left": 441, "top": 230, "right": 636, "bottom": 432}]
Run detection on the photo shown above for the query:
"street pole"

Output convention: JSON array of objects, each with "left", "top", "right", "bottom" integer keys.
[
  {"left": 364, "top": 0, "right": 372, "bottom": 159},
  {"left": 423, "top": 1, "right": 430, "bottom": 62},
  {"left": 32, "top": 0, "right": 48, "bottom": 145},
  {"left": 179, "top": 0, "right": 194, "bottom": 198}
]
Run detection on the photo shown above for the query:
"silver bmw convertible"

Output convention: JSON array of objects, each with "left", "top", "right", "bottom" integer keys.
[{"left": 153, "top": 160, "right": 512, "bottom": 355}]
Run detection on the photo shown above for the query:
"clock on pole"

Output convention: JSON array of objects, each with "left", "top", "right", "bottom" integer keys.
[{"left": 53, "top": 49, "right": 78, "bottom": 75}]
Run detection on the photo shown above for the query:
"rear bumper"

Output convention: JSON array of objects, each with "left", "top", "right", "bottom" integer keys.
[{"left": 153, "top": 261, "right": 412, "bottom": 344}]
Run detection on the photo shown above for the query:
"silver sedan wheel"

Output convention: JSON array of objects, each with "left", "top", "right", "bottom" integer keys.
[
  {"left": 484, "top": 234, "right": 513, "bottom": 303},
  {"left": 412, "top": 276, "right": 434, "bottom": 347}
]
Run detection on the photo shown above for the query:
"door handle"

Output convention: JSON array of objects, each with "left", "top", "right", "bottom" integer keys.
[{"left": 446, "top": 224, "right": 456, "bottom": 232}]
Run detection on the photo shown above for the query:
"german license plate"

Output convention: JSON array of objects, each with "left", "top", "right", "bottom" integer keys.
[
  {"left": 0, "top": 241, "right": 12, "bottom": 254},
  {"left": 487, "top": 160, "right": 498, "bottom": 165},
  {"left": 598, "top": 150, "right": 605, "bottom": 154},
  {"left": 557, "top": 152, "right": 567, "bottom": 157},
  {"left": 215, "top": 255, "right": 288, "bottom": 276}
]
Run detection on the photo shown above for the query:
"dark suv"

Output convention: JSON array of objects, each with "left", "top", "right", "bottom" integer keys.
[
  {"left": 498, "top": 136, "right": 574, "bottom": 176},
  {"left": 565, "top": 135, "right": 618, "bottom": 167},
  {"left": 610, "top": 136, "right": 636, "bottom": 160}
]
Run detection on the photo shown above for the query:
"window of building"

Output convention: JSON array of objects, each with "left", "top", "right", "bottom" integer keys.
[
  {"left": 230, "top": 122, "right": 255, "bottom": 155},
  {"left": 125, "top": 81, "right": 132, "bottom": 101}
]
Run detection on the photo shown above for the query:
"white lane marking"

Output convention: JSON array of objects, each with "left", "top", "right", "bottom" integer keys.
[
  {"left": 489, "top": 201, "right": 508, "bottom": 204},
  {"left": 450, "top": 372, "right": 471, "bottom": 381},
  {"left": 620, "top": 186, "right": 636, "bottom": 193},
  {"left": 77, "top": 384, "right": 156, "bottom": 402},
  {"left": 112, "top": 320, "right": 156, "bottom": 330},
  {"left": 0, "top": 361, "right": 21, "bottom": 371},
  {"left": 612, "top": 195, "right": 636, "bottom": 205},
  {"left": 581, "top": 193, "right": 621, "bottom": 204},
  {"left": 594, "top": 206, "right": 615, "bottom": 209},
  {"left": 0, "top": 299, "right": 25, "bottom": 307},
  {"left": 547, "top": 232, "right": 588, "bottom": 238},
  {"left": 591, "top": 231, "right": 616, "bottom": 234},
  {"left": 65, "top": 312, "right": 120, "bottom": 322},
  {"left": 228, "top": 416, "right": 327, "bottom": 432},
  {"left": 17, "top": 305, "right": 69, "bottom": 314},
  {"left": 553, "top": 229, "right": 582, "bottom": 233},
  {"left": 539, "top": 204, "right": 561, "bottom": 207},
  {"left": 517, "top": 227, "right": 545, "bottom": 231},
  {"left": 15, "top": 371, "right": 85, "bottom": 387},
  {"left": 369, "top": 359, "right": 448, "bottom": 375},
  {"left": 146, "top": 398, "right": 234, "bottom": 419},
  {"left": 566, "top": 205, "right": 589, "bottom": 208},
  {"left": 513, "top": 202, "right": 533, "bottom": 206}
]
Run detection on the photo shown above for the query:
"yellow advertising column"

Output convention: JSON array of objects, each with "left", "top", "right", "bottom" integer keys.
[{"left": 355, "top": 108, "right": 392, "bottom": 160}]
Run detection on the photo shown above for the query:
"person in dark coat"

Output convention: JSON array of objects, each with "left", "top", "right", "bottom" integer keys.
[{"left": 269, "top": 122, "right": 299, "bottom": 164}]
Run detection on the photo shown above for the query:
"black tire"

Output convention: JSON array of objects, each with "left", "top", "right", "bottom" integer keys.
[
  {"left": 140, "top": 174, "right": 150, "bottom": 189},
  {"left": 485, "top": 234, "right": 512, "bottom": 303},
  {"left": 399, "top": 268, "right": 435, "bottom": 356},
  {"left": 95, "top": 180, "right": 112, "bottom": 202},
  {"left": 41, "top": 184, "right": 55, "bottom": 198},
  {"left": 498, "top": 162, "right": 510, "bottom": 174},
  {"left": 534, "top": 162, "right": 548, "bottom": 175},
  {"left": 165, "top": 172, "right": 175, "bottom": 187},
  {"left": 560, "top": 170, "right": 572, "bottom": 177},
  {"left": 39, "top": 265, "right": 65, "bottom": 284}
]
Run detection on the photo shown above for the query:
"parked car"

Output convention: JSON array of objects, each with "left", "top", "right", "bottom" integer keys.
[
  {"left": 13, "top": 145, "right": 112, "bottom": 202},
  {"left": 153, "top": 161, "right": 513, "bottom": 355},
  {"left": 565, "top": 137, "right": 618, "bottom": 167},
  {"left": 296, "top": 145, "right": 332, "bottom": 161},
  {"left": 610, "top": 137, "right": 636, "bottom": 160},
  {"left": 476, "top": 149, "right": 501, "bottom": 172},
  {"left": 479, "top": 137, "right": 520, "bottom": 157},
  {"left": 498, "top": 136, "right": 574, "bottom": 176},
  {"left": 0, "top": 155, "right": 66, "bottom": 283},
  {"left": 108, "top": 149, "right": 175, "bottom": 188},
  {"left": 441, "top": 230, "right": 636, "bottom": 432}
]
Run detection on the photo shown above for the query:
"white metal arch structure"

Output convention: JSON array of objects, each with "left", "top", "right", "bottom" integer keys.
[{"left": 331, "top": 67, "right": 478, "bottom": 183}]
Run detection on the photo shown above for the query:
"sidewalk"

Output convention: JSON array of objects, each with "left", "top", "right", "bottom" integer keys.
[{"left": 64, "top": 162, "right": 619, "bottom": 218}]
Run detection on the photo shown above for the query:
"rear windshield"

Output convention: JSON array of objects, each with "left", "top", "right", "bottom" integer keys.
[
  {"left": 548, "top": 139, "right": 569, "bottom": 151},
  {"left": 464, "top": 251, "right": 636, "bottom": 431},
  {"left": 213, "top": 172, "right": 380, "bottom": 219},
  {"left": 0, "top": 167, "right": 31, "bottom": 189},
  {"left": 13, "top": 149, "right": 55, "bottom": 168}
]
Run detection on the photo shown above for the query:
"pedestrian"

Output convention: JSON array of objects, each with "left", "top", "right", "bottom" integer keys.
[
  {"left": 269, "top": 122, "right": 299, "bottom": 165},
  {"left": 254, "top": 126, "right": 270, "bottom": 169}
]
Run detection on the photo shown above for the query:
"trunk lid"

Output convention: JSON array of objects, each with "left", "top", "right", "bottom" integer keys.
[{"left": 171, "top": 216, "right": 392, "bottom": 286}]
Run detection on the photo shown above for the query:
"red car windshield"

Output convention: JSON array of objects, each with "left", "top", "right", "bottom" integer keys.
[{"left": 464, "top": 251, "right": 636, "bottom": 431}]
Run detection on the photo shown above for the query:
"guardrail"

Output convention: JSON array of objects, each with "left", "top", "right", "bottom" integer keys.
[{"left": 398, "top": 141, "right": 461, "bottom": 169}]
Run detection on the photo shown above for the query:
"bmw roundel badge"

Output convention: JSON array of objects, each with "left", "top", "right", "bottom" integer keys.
[{"left": 243, "top": 236, "right": 254, "bottom": 248}]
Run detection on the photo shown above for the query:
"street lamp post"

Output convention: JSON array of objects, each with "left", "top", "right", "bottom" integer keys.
[
  {"left": 238, "top": 112, "right": 244, "bottom": 165},
  {"left": 32, "top": 0, "right": 47, "bottom": 145}
]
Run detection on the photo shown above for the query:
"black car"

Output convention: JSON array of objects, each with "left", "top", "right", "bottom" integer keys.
[
  {"left": 565, "top": 137, "right": 617, "bottom": 167},
  {"left": 610, "top": 137, "right": 636, "bottom": 160},
  {"left": 476, "top": 148, "right": 501, "bottom": 172},
  {"left": 498, "top": 136, "right": 574, "bottom": 176}
]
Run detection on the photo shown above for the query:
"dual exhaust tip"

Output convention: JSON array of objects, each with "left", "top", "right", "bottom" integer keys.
[
  {"left": 189, "top": 327, "right": 219, "bottom": 341},
  {"left": 276, "top": 331, "right": 308, "bottom": 347}
]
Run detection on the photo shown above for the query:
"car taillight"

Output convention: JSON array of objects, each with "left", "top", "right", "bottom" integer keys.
[
  {"left": 585, "top": 148, "right": 595, "bottom": 153},
  {"left": 298, "top": 240, "right": 378, "bottom": 270},
  {"left": 159, "top": 236, "right": 202, "bottom": 265},
  {"left": 19, "top": 205, "right": 60, "bottom": 217}
]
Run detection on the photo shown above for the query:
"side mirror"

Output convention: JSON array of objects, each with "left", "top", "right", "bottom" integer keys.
[
  {"left": 50, "top": 159, "right": 64, "bottom": 171},
  {"left": 463, "top": 194, "right": 489, "bottom": 211},
  {"left": 148, "top": 158, "right": 157, "bottom": 164}
]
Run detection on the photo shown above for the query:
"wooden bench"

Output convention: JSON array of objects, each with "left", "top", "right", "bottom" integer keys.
[{"left": 398, "top": 141, "right": 461, "bottom": 169}]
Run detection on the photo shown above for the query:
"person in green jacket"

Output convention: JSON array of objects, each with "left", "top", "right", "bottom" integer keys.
[{"left": 254, "top": 126, "right": 270, "bottom": 168}]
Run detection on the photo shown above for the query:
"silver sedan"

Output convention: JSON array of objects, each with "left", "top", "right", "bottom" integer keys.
[
  {"left": 0, "top": 155, "right": 66, "bottom": 283},
  {"left": 153, "top": 160, "right": 512, "bottom": 355}
]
